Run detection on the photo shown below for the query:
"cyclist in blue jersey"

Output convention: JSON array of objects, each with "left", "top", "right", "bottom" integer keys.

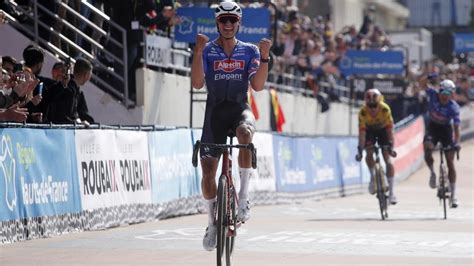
[
  {"left": 191, "top": 1, "right": 272, "bottom": 251},
  {"left": 422, "top": 79, "right": 461, "bottom": 208}
]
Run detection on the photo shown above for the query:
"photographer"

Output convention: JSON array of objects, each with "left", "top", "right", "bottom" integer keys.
[{"left": 47, "top": 57, "right": 95, "bottom": 125}]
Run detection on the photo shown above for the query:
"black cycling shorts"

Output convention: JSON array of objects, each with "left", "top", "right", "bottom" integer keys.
[
  {"left": 200, "top": 101, "right": 256, "bottom": 159},
  {"left": 365, "top": 128, "right": 390, "bottom": 147},
  {"left": 423, "top": 121, "right": 454, "bottom": 148}
]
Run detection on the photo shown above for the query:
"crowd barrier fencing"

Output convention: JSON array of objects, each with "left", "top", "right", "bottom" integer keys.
[{"left": 1, "top": 113, "right": 459, "bottom": 244}]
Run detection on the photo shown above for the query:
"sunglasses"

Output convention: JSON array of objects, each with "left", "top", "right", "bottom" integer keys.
[
  {"left": 367, "top": 103, "right": 378, "bottom": 109},
  {"left": 439, "top": 89, "right": 452, "bottom": 95},
  {"left": 218, "top": 16, "right": 239, "bottom": 24}
]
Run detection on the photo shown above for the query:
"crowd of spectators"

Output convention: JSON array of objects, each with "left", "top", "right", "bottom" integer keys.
[{"left": 0, "top": 16, "right": 95, "bottom": 126}]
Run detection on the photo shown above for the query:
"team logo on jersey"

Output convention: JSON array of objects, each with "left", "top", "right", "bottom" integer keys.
[{"left": 214, "top": 59, "right": 245, "bottom": 73}]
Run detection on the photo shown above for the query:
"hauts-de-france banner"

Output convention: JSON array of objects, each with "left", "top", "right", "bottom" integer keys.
[
  {"left": 0, "top": 128, "right": 81, "bottom": 221},
  {"left": 175, "top": 7, "right": 270, "bottom": 43},
  {"left": 148, "top": 129, "right": 199, "bottom": 204},
  {"left": 75, "top": 130, "right": 152, "bottom": 210}
]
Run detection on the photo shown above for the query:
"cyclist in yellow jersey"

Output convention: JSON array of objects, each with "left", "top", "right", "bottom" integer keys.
[{"left": 356, "top": 88, "right": 397, "bottom": 204}]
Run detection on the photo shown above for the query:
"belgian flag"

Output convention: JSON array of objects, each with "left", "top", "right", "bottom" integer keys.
[
  {"left": 248, "top": 88, "right": 259, "bottom": 120},
  {"left": 269, "top": 87, "right": 285, "bottom": 132}
]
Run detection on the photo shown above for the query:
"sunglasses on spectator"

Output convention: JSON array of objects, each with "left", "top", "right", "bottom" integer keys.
[{"left": 218, "top": 16, "right": 239, "bottom": 24}]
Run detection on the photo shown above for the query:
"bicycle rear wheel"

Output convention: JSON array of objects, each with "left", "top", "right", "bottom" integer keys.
[
  {"left": 216, "top": 175, "right": 227, "bottom": 266},
  {"left": 225, "top": 192, "right": 237, "bottom": 265},
  {"left": 375, "top": 167, "right": 388, "bottom": 220}
]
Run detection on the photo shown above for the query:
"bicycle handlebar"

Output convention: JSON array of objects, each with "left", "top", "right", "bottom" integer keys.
[
  {"left": 356, "top": 145, "right": 397, "bottom": 161},
  {"left": 192, "top": 141, "right": 258, "bottom": 169}
]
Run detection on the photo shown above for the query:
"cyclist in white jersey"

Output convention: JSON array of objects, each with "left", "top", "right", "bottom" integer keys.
[{"left": 191, "top": 0, "right": 272, "bottom": 251}]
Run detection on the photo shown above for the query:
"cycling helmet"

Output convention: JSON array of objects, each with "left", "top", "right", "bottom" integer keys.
[
  {"left": 439, "top": 79, "right": 455, "bottom": 95},
  {"left": 215, "top": 1, "right": 242, "bottom": 19},
  {"left": 364, "top": 88, "right": 382, "bottom": 107}
]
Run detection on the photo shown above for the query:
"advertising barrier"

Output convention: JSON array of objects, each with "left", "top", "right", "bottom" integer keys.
[
  {"left": 148, "top": 129, "right": 199, "bottom": 203},
  {"left": 2, "top": 114, "right": 431, "bottom": 244},
  {"left": 145, "top": 34, "right": 172, "bottom": 68},
  {"left": 0, "top": 128, "right": 80, "bottom": 221},
  {"left": 75, "top": 130, "right": 152, "bottom": 210}
]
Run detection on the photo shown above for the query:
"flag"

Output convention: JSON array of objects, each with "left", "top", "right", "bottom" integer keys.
[
  {"left": 248, "top": 89, "right": 259, "bottom": 120},
  {"left": 269, "top": 88, "right": 285, "bottom": 132}
]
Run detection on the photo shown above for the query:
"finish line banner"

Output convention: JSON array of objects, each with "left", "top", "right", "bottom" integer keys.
[
  {"left": 340, "top": 50, "right": 404, "bottom": 76},
  {"left": 175, "top": 7, "right": 270, "bottom": 43}
]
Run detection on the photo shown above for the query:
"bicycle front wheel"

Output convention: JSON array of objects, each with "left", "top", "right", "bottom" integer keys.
[
  {"left": 440, "top": 165, "right": 448, "bottom": 219},
  {"left": 375, "top": 167, "right": 388, "bottom": 220},
  {"left": 216, "top": 175, "right": 227, "bottom": 266},
  {"left": 225, "top": 191, "right": 237, "bottom": 265}
]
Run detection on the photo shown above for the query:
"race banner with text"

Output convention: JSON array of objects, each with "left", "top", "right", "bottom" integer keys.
[
  {"left": 145, "top": 34, "right": 172, "bottom": 68},
  {"left": 175, "top": 7, "right": 270, "bottom": 43},
  {"left": 351, "top": 78, "right": 407, "bottom": 101},
  {"left": 305, "top": 137, "right": 342, "bottom": 190},
  {"left": 75, "top": 130, "right": 152, "bottom": 210},
  {"left": 148, "top": 129, "right": 199, "bottom": 203},
  {"left": 0, "top": 128, "right": 81, "bottom": 221},
  {"left": 340, "top": 50, "right": 405, "bottom": 76},
  {"left": 453, "top": 33, "right": 474, "bottom": 54},
  {"left": 250, "top": 132, "right": 276, "bottom": 192},
  {"left": 336, "top": 138, "right": 362, "bottom": 186}
]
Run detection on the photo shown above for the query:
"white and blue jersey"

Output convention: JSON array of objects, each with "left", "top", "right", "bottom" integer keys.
[
  {"left": 202, "top": 40, "right": 260, "bottom": 104},
  {"left": 426, "top": 88, "right": 460, "bottom": 126},
  {"left": 199, "top": 39, "right": 261, "bottom": 159}
]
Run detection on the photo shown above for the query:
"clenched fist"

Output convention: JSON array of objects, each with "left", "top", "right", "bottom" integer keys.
[
  {"left": 258, "top": 38, "right": 272, "bottom": 59},
  {"left": 195, "top": 34, "right": 209, "bottom": 54}
]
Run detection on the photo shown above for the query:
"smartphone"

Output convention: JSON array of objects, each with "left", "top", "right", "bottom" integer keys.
[
  {"left": 37, "top": 82, "right": 44, "bottom": 95},
  {"left": 13, "top": 63, "right": 23, "bottom": 73}
]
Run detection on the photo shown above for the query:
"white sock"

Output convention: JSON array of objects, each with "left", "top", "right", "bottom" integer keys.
[
  {"left": 205, "top": 198, "right": 216, "bottom": 226},
  {"left": 387, "top": 176, "right": 394, "bottom": 195},
  {"left": 450, "top": 183, "right": 456, "bottom": 199},
  {"left": 369, "top": 167, "right": 375, "bottom": 181},
  {"left": 239, "top": 168, "right": 252, "bottom": 202}
]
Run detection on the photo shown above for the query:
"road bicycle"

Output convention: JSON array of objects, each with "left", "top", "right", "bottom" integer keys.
[
  {"left": 357, "top": 145, "right": 396, "bottom": 220},
  {"left": 192, "top": 136, "right": 257, "bottom": 266},
  {"left": 436, "top": 145, "right": 459, "bottom": 220}
]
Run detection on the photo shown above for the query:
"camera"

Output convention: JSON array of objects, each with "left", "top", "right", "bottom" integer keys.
[
  {"left": 63, "top": 57, "right": 72, "bottom": 76},
  {"left": 13, "top": 63, "right": 23, "bottom": 73}
]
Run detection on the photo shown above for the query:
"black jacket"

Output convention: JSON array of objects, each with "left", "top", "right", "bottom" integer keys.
[{"left": 46, "top": 78, "right": 94, "bottom": 124}]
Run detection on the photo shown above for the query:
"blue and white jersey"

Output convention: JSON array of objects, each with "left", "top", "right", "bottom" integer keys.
[
  {"left": 426, "top": 87, "right": 460, "bottom": 125},
  {"left": 202, "top": 40, "right": 260, "bottom": 104}
]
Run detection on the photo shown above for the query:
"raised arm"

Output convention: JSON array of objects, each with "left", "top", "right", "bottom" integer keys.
[{"left": 191, "top": 34, "right": 209, "bottom": 90}]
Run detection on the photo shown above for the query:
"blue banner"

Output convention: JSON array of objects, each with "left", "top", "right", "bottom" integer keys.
[
  {"left": 339, "top": 50, "right": 405, "bottom": 76},
  {"left": 336, "top": 138, "right": 361, "bottom": 186},
  {"left": 175, "top": 7, "right": 270, "bottom": 43},
  {"left": 273, "top": 135, "right": 307, "bottom": 192},
  {"left": 453, "top": 33, "right": 474, "bottom": 53},
  {"left": 0, "top": 128, "right": 81, "bottom": 221},
  {"left": 149, "top": 129, "right": 200, "bottom": 203},
  {"left": 308, "top": 138, "right": 341, "bottom": 190}
]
